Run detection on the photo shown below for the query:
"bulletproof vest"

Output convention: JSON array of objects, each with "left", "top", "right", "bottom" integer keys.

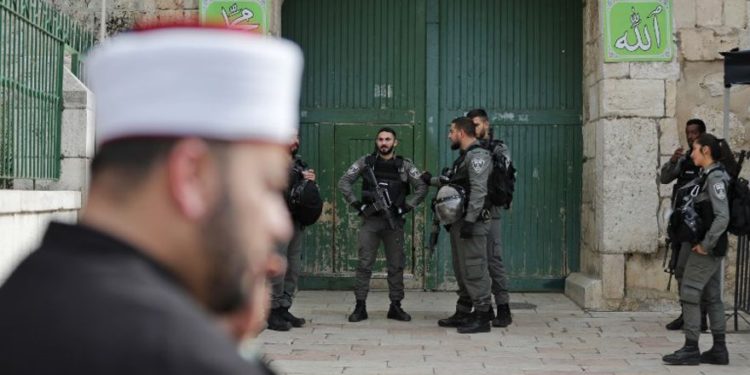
[
  {"left": 671, "top": 153, "right": 701, "bottom": 201},
  {"left": 285, "top": 156, "right": 306, "bottom": 207},
  {"left": 361, "top": 154, "right": 408, "bottom": 207},
  {"left": 449, "top": 144, "right": 483, "bottom": 194}
]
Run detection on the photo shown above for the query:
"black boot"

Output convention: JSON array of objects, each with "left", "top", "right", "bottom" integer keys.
[
  {"left": 493, "top": 303, "right": 512, "bottom": 327},
  {"left": 280, "top": 307, "right": 306, "bottom": 327},
  {"left": 662, "top": 339, "right": 700, "bottom": 365},
  {"left": 457, "top": 309, "right": 491, "bottom": 334},
  {"left": 701, "top": 334, "right": 729, "bottom": 365},
  {"left": 438, "top": 309, "right": 473, "bottom": 327},
  {"left": 665, "top": 313, "right": 684, "bottom": 330},
  {"left": 487, "top": 305, "right": 495, "bottom": 320},
  {"left": 267, "top": 307, "right": 292, "bottom": 331},
  {"left": 387, "top": 301, "right": 412, "bottom": 321},
  {"left": 348, "top": 300, "right": 368, "bottom": 322}
]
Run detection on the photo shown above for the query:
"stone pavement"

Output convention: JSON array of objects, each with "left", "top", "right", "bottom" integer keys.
[{"left": 244, "top": 291, "right": 750, "bottom": 375}]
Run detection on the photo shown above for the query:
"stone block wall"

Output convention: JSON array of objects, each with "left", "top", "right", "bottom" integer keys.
[
  {"left": 571, "top": 0, "right": 750, "bottom": 311},
  {"left": 0, "top": 191, "right": 80, "bottom": 285},
  {"left": 49, "top": 0, "right": 284, "bottom": 38}
]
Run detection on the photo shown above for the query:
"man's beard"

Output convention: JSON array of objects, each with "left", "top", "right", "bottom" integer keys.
[
  {"left": 378, "top": 145, "right": 394, "bottom": 155},
  {"left": 202, "top": 183, "right": 249, "bottom": 314},
  {"left": 450, "top": 141, "right": 460, "bottom": 150}
]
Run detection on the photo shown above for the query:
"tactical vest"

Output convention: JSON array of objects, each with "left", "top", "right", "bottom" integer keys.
[
  {"left": 449, "top": 144, "right": 483, "bottom": 195},
  {"left": 695, "top": 167, "right": 730, "bottom": 256},
  {"left": 361, "top": 154, "right": 409, "bottom": 208},
  {"left": 671, "top": 153, "right": 701, "bottom": 202}
]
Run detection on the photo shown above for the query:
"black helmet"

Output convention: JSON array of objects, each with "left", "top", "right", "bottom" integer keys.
[{"left": 289, "top": 180, "right": 323, "bottom": 226}]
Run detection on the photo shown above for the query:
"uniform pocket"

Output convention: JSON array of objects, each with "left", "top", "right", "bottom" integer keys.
[{"left": 465, "top": 257, "right": 485, "bottom": 281}]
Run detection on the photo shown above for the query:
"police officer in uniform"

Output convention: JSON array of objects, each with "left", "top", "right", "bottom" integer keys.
[
  {"left": 663, "top": 133, "right": 731, "bottom": 366},
  {"left": 338, "top": 127, "right": 428, "bottom": 322},
  {"left": 466, "top": 108, "right": 512, "bottom": 328},
  {"left": 659, "top": 118, "right": 707, "bottom": 331},
  {"left": 433, "top": 117, "right": 493, "bottom": 334},
  {"left": 268, "top": 133, "right": 317, "bottom": 331}
]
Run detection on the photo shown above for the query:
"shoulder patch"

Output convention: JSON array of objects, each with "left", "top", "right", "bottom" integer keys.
[
  {"left": 408, "top": 166, "right": 421, "bottom": 179},
  {"left": 713, "top": 182, "right": 727, "bottom": 200},
  {"left": 471, "top": 158, "right": 487, "bottom": 174},
  {"left": 347, "top": 163, "right": 360, "bottom": 175}
]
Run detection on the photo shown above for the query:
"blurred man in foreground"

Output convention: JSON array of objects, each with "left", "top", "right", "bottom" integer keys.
[{"left": 0, "top": 26, "right": 303, "bottom": 374}]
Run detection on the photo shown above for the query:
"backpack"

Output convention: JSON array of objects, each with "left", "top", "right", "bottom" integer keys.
[
  {"left": 287, "top": 158, "right": 323, "bottom": 226},
  {"left": 728, "top": 150, "right": 750, "bottom": 235},
  {"left": 484, "top": 139, "right": 516, "bottom": 209}
]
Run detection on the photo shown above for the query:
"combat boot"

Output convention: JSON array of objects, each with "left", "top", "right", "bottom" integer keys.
[
  {"left": 387, "top": 301, "right": 412, "bottom": 321},
  {"left": 348, "top": 300, "right": 368, "bottom": 322},
  {"left": 457, "top": 309, "right": 491, "bottom": 334},
  {"left": 662, "top": 339, "right": 700, "bottom": 365},
  {"left": 267, "top": 307, "right": 292, "bottom": 331},
  {"left": 493, "top": 303, "right": 512, "bottom": 327},
  {"left": 280, "top": 307, "right": 306, "bottom": 328},
  {"left": 665, "top": 313, "right": 684, "bottom": 330},
  {"left": 700, "top": 334, "right": 729, "bottom": 365},
  {"left": 438, "top": 309, "right": 472, "bottom": 327}
]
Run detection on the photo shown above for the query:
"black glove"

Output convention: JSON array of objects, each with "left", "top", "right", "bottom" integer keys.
[
  {"left": 420, "top": 171, "right": 432, "bottom": 185},
  {"left": 351, "top": 200, "right": 365, "bottom": 213},
  {"left": 394, "top": 204, "right": 413, "bottom": 216},
  {"left": 460, "top": 221, "right": 475, "bottom": 239}
]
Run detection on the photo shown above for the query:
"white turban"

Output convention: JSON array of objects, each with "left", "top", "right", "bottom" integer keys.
[{"left": 86, "top": 27, "right": 304, "bottom": 146}]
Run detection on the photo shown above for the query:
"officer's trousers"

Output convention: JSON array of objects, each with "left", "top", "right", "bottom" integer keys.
[
  {"left": 487, "top": 218, "right": 509, "bottom": 305},
  {"left": 679, "top": 251, "right": 725, "bottom": 342},
  {"left": 271, "top": 221, "right": 303, "bottom": 309},
  {"left": 354, "top": 215, "right": 406, "bottom": 302},
  {"left": 449, "top": 219, "right": 492, "bottom": 312}
]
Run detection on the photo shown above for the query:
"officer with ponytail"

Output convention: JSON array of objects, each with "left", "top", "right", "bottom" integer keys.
[{"left": 663, "top": 133, "right": 732, "bottom": 366}]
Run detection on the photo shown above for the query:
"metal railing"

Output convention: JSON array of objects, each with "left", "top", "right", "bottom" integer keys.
[
  {"left": 733, "top": 234, "right": 750, "bottom": 330},
  {"left": 0, "top": 0, "right": 94, "bottom": 183}
]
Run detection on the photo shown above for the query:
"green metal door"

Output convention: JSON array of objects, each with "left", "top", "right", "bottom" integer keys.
[
  {"left": 428, "top": 0, "right": 582, "bottom": 291},
  {"left": 283, "top": 0, "right": 581, "bottom": 291},
  {"left": 283, "top": 0, "right": 427, "bottom": 289}
]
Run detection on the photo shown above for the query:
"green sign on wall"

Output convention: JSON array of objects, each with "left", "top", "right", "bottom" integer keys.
[
  {"left": 602, "top": 0, "right": 672, "bottom": 62},
  {"left": 199, "top": 0, "right": 268, "bottom": 34}
]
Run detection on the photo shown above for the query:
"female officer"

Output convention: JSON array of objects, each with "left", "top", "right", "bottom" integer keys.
[{"left": 663, "top": 133, "right": 731, "bottom": 366}]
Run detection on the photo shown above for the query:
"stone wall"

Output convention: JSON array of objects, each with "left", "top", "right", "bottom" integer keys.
[
  {"left": 0, "top": 191, "right": 80, "bottom": 285},
  {"left": 570, "top": 0, "right": 750, "bottom": 311},
  {"left": 48, "top": 0, "right": 284, "bottom": 38}
]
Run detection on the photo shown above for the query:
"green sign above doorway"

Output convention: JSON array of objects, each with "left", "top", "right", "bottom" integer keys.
[
  {"left": 199, "top": 0, "right": 269, "bottom": 34},
  {"left": 602, "top": 0, "right": 673, "bottom": 62}
]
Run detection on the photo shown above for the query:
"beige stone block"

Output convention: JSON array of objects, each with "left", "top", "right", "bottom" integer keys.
[
  {"left": 630, "top": 62, "right": 679, "bottom": 80},
  {"left": 700, "top": 72, "right": 725, "bottom": 97},
  {"left": 659, "top": 155, "right": 678, "bottom": 198},
  {"left": 600, "top": 79, "right": 664, "bottom": 118},
  {"left": 582, "top": 158, "right": 596, "bottom": 204},
  {"left": 658, "top": 196, "right": 672, "bottom": 236},
  {"left": 674, "top": 0, "right": 696, "bottom": 29},
  {"left": 35, "top": 158, "right": 90, "bottom": 193},
  {"left": 625, "top": 253, "right": 669, "bottom": 292},
  {"left": 665, "top": 80, "right": 677, "bottom": 117},
  {"left": 565, "top": 272, "right": 603, "bottom": 310},
  {"left": 61, "top": 109, "right": 95, "bottom": 159},
  {"left": 724, "top": 0, "right": 747, "bottom": 28},
  {"left": 583, "top": 120, "right": 597, "bottom": 159},
  {"left": 696, "top": 0, "right": 724, "bottom": 26},
  {"left": 598, "top": 62, "right": 630, "bottom": 80},
  {"left": 587, "top": 83, "right": 599, "bottom": 121},
  {"left": 679, "top": 29, "right": 721, "bottom": 61},
  {"left": 659, "top": 118, "right": 680, "bottom": 155},
  {"left": 155, "top": 0, "right": 179, "bottom": 10},
  {"left": 601, "top": 254, "right": 625, "bottom": 300},
  {"left": 596, "top": 118, "right": 659, "bottom": 254},
  {"left": 691, "top": 104, "right": 748, "bottom": 148}
]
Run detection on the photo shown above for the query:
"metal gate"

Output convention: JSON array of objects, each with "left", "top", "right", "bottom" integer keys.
[{"left": 283, "top": 0, "right": 582, "bottom": 291}]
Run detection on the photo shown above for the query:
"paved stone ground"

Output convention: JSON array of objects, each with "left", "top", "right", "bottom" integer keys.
[{"left": 244, "top": 291, "right": 750, "bottom": 375}]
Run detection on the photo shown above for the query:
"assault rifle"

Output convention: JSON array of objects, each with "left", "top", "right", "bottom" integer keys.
[{"left": 364, "top": 165, "right": 397, "bottom": 230}]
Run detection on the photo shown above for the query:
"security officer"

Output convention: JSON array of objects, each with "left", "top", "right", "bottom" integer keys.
[
  {"left": 268, "top": 133, "right": 316, "bottom": 331},
  {"left": 434, "top": 117, "right": 493, "bottom": 334},
  {"left": 663, "top": 133, "right": 731, "bottom": 366},
  {"left": 467, "top": 108, "right": 512, "bottom": 328},
  {"left": 659, "top": 118, "right": 707, "bottom": 331},
  {"left": 338, "top": 127, "right": 428, "bottom": 322}
]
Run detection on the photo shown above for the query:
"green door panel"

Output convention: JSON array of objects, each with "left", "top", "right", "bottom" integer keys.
[{"left": 285, "top": 0, "right": 582, "bottom": 292}]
